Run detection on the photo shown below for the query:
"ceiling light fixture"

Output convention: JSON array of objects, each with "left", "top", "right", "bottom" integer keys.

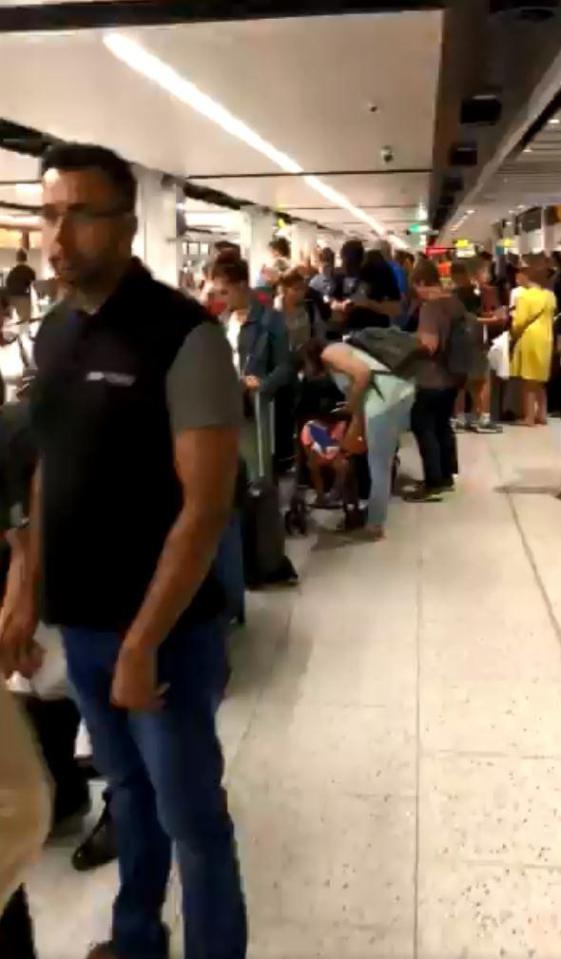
[
  {"left": 548, "top": 117, "right": 561, "bottom": 125},
  {"left": 104, "top": 33, "right": 391, "bottom": 240}
]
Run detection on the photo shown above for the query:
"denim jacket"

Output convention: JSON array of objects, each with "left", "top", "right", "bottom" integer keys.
[{"left": 238, "top": 299, "right": 291, "bottom": 399}]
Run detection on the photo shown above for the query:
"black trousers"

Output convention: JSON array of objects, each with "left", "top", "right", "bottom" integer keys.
[
  {"left": 0, "top": 887, "right": 36, "bottom": 959},
  {"left": 24, "top": 696, "right": 87, "bottom": 823},
  {"left": 411, "top": 387, "right": 459, "bottom": 490}
]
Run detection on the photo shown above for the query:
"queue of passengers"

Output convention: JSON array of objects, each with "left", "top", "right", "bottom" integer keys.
[
  {"left": 195, "top": 239, "right": 561, "bottom": 532},
  {"left": 191, "top": 237, "right": 448, "bottom": 535}
]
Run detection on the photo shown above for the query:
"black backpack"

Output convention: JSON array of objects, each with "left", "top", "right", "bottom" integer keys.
[
  {"left": 443, "top": 310, "right": 481, "bottom": 379},
  {"left": 347, "top": 326, "right": 424, "bottom": 381}
]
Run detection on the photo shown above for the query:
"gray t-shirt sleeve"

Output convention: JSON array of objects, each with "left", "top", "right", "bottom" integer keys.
[{"left": 166, "top": 321, "right": 242, "bottom": 434}]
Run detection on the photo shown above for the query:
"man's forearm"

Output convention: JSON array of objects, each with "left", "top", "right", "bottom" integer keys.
[
  {"left": 27, "top": 467, "right": 42, "bottom": 604},
  {"left": 3, "top": 529, "right": 29, "bottom": 615},
  {"left": 364, "top": 298, "right": 401, "bottom": 318},
  {"left": 124, "top": 504, "right": 230, "bottom": 653}
]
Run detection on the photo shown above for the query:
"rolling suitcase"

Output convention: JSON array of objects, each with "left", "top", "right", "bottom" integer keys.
[{"left": 242, "top": 393, "right": 298, "bottom": 589}]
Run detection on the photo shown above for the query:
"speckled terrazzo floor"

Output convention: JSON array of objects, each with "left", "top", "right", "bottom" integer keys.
[{"left": 29, "top": 425, "right": 561, "bottom": 958}]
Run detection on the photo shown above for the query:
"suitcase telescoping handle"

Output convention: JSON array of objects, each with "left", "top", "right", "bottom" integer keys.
[{"left": 253, "top": 390, "right": 275, "bottom": 481}]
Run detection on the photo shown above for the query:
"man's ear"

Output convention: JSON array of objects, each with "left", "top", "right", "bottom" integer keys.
[{"left": 128, "top": 213, "right": 138, "bottom": 242}]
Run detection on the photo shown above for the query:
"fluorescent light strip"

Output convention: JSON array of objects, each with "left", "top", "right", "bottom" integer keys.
[{"left": 103, "top": 32, "right": 388, "bottom": 238}]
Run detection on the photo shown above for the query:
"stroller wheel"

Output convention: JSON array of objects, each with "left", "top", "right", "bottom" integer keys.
[
  {"left": 344, "top": 507, "right": 366, "bottom": 532},
  {"left": 285, "top": 500, "right": 308, "bottom": 537},
  {"left": 296, "top": 512, "right": 308, "bottom": 535}
]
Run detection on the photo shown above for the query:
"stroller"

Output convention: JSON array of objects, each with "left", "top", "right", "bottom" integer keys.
[{"left": 284, "top": 372, "right": 366, "bottom": 536}]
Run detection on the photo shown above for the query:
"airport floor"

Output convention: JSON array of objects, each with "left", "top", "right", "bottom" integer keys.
[{"left": 29, "top": 423, "right": 561, "bottom": 959}]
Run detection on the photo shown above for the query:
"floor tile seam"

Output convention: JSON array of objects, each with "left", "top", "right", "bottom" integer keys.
[
  {"left": 228, "top": 784, "right": 418, "bottom": 802},
  {"left": 413, "top": 502, "right": 424, "bottom": 959},
  {"left": 226, "top": 593, "right": 300, "bottom": 777},
  {"left": 488, "top": 439, "right": 561, "bottom": 656},
  {"left": 416, "top": 855, "right": 561, "bottom": 874},
  {"left": 420, "top": 747, "right": 561, "bottom": 761}
]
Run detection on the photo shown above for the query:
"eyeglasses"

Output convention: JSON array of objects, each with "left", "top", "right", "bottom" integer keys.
[{"left": 41, "top": 206, "right": 133, "bottom": 228}]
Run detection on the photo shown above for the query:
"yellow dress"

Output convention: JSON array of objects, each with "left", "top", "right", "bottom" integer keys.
[{"left": 511, "top": 286, "right": 555, "bottom": 382}]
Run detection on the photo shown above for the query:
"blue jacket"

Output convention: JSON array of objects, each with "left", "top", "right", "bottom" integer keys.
[{"left": 238, "top": 299, "right": 291, "bottom": 399}]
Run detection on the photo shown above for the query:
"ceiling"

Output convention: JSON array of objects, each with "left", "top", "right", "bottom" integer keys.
[
  {"left": 0, "top": 10, "right": 443, "bottom": 242},
  {"left": 444, "top": 100, "right": 561, "bottom": 245}
]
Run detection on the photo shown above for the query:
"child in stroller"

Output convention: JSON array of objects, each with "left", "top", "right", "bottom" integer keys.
[{"left": 285, "top": 340, "right": 363, "bottom": 534}]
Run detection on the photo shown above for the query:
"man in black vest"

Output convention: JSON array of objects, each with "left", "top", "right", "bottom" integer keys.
[{"left": 0, "top": 143, "right": 245, "bottom": 959}]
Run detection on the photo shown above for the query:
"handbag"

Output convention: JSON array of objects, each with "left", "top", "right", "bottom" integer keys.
[
  {"left": 488, "top": 331, "right": 510, "bottom": 380},
  {"left": 6, "top": 625, "right": 69, "bottom": 701},
  {"left": 509, "top": 308, "right": 544, "bottom": 356}
]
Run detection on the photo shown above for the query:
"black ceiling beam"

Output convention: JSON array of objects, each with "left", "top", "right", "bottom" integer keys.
[
  {"left": 0, "top": 1, "right": 446, "bottom": 32},
  {"left": 279, "top": 203, "right": 417, "bottom": 209},
  {"left": 0, "top": 199, "right": 38, "bottom": 213},
  {"left": 188, "top": 167, "right": 431, "bottom": 180},
  {"left": 0, "top": 179, "right": 39, "bottom": 186}
]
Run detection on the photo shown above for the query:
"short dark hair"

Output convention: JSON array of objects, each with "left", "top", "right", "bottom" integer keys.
[
  {"left": 411, "top": 259, "right": 441, "bottom": 287},
  {"left": 319, "top": 246, "right": 335, "bottom": 266},
  {"left": 214, "top": 241, "right": 241, "bottom": 259},
  {"left": 341, "top": 239, "right": 364, "bottom": 268},
  {"left": 301, "top": 337, "right": 326, "bottom": 375},
  {"left": 211, "top": 256, "right": 250, "bottom": 285},
  {"left": 450, "top": 260, "right": 471, "bottom": 284},
  {"left": 41, "top": 142, "right": 137, "bottom": 212},
  {"left": 279, "top": 267, "right": 306, "bottom": 289},
  {"left": 270, "top": 236, "right": 291, "bottom": 260},
  {"left": 16, "top": 248, "right": 27, "bottom": 263}
]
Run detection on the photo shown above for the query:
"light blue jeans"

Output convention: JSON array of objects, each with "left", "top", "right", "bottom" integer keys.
[{"left": 365, "top": 394, "right": 413, "bottom": 526}]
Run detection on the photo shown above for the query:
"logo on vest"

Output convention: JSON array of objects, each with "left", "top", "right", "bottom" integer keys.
[{"left": 86, "top": 371, "right": 136, "bottom": 387}]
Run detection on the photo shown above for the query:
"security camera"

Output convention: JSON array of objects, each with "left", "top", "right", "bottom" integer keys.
[{"left": 381, "top": 145, "right": 394, "bottom": 164}]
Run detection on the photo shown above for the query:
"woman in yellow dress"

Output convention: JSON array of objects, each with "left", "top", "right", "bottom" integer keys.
[{"left": 511, "top": 254, "right": 556, "bottom": 426}]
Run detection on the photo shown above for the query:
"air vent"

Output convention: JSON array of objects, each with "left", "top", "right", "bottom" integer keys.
[
  {"left": 490, "top": 1, "right": 560, "bottom": 20},
  {"left": 449, "top": 142, "right": 478, "bottom": 167},
  {"left": 461, "top": 93, "right": 503, "bottom": 126}
]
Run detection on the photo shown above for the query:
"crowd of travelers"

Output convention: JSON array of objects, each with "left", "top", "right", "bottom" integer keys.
[
  {"left": 192, "top": 236, "right": 561, "bottom": 522},
  {"left": 1, "top": 139, "right": 561, "bottom": 959}
]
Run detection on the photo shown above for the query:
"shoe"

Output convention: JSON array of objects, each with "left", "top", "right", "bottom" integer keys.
[
  {"left": 72, "top": 804, "right": 117, "bottom": 872},
  {"left": 438, "top": 479, "right": 455, "bottom": 493},
  {"left": 403, "top": 486, "right": 443, "bottom": 503},
  {"left": 86, "top": 945, "right": 118, "bottom": 959},
  {"left": 352, "top": 525, "right": 386, "bottom": 543},
  {"left": 452, "top": 418, "right": 467, "bottom": 432},
  {"left": 471, "top": 419, "right": 503, "bottom": 434},
  {"left": 86, "top": 926, "right": 170, "bottom": 958}
]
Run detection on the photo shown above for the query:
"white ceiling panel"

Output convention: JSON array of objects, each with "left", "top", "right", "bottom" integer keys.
[
  {"left": 0, "top": 11, "right": 442, "bottom": 237},
  {"left": 0, "top": 148, "right": 39, "bottom": 181}
]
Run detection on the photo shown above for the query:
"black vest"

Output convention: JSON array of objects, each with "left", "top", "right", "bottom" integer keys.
[{"left": 31, "top": 262, "right": 224, "bottom": 631}]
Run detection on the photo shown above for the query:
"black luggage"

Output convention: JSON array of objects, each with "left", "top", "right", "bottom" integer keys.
[{"left": 241, "top": 394, "right": 298, "bottom": 589}]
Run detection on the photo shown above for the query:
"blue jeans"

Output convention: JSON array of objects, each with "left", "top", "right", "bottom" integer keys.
[
  {"left": 365, "top": 394, "right": 413, "bottom": 526},
  {"left": 62, "top": 620, "right": 247, "bottom": 959},
  {"left": 214, "top": 514, "right": 245, "bottom": 625}
]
